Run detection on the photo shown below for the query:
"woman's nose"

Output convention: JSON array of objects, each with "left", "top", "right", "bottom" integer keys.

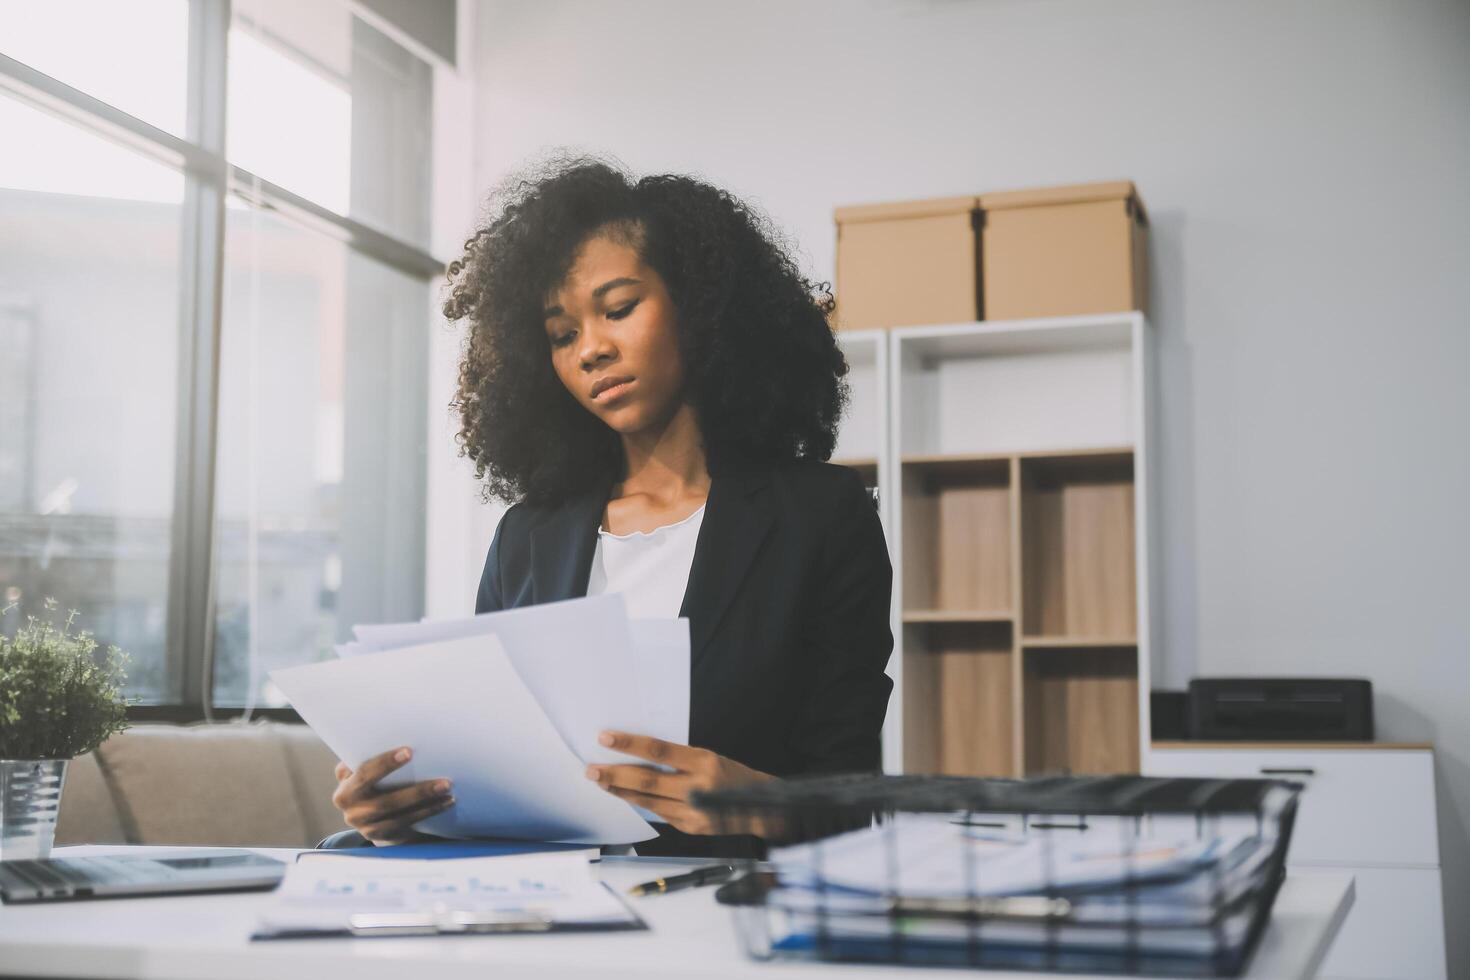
[{"left": 577, "top": 321, "right": 617, "bottom": 368}]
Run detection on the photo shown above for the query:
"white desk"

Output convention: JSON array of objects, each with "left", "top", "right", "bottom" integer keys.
[{"left": 0, "top": 846, "right": 1353, "bottom": 980}]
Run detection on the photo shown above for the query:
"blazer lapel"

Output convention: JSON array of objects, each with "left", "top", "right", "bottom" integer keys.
[
  {"left": 529, "top": 484, "right": 608, "bottom": 604},
  {"left": 680, "top": 468, "right": 773, "bottom": 667}
]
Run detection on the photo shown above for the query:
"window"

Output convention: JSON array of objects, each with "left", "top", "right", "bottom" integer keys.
[
  {"left": 0, "top": 1, "right": 190, "bottom": 136},
  {"left": 213, "top": 201, "right": 428, "bottom": 707},
  {"left": 228, "top": 6, "right": 432, "bottom": 248},
  {"left": 0, "top": 1, "right": 442, "bottom": 715},
  {"left": 0, "top": 92, "right": 186, "bottom": 702}
]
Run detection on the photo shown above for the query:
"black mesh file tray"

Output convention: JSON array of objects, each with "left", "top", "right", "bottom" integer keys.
[{"left": 695, "top": 774, "right": 1302, "bottom": 977}]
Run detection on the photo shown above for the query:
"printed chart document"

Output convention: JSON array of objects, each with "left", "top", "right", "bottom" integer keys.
[
  {"left": 253, "top": 851, "right": 644, "bottom": 938},
  {"left": 271, "top": 632, "right": 657, "bottom": 845}
]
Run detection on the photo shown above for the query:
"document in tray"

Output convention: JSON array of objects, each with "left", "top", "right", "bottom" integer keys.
[
  {"left": 270, "top": 634, "right": 656, "bottom": 845},
  {"left": 773, "top": 905, "right": 1259, "bottom": 960},
  {"left": 766, "top": 814, "right": 1281, "bottom": 961},
  {"left": 771, "top": 812, "right": 1269, "bottom": 900},
  {"left": 253, "top": 851, "right": 644, "bottom": 939}
]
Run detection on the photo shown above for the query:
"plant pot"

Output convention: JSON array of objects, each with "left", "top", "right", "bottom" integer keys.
[{"left": 1, "top": 759, "right": 68, "bottom": 860}]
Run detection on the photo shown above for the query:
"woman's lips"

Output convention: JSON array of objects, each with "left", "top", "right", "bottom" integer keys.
[{"left": 592, "top": 378, "right": 635, "bottom": 403}]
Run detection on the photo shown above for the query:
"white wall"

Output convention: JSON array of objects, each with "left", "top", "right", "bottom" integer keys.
[{"left": 467, "top": 0, "right": 1470, "bottom": 969}]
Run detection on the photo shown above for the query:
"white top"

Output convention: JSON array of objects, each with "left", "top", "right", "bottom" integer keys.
[{"left": 585, "top": 503, "right": 706, "bottom": 619}]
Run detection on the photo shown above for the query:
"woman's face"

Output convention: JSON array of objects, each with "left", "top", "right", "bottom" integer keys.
[{"left": 542, "top": 232, "right": 686, "bottom": 436}]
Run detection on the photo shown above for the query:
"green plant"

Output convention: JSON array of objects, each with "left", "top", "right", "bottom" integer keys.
[{"left": 0, "top": 599, "right": 132, "bottom": 759}]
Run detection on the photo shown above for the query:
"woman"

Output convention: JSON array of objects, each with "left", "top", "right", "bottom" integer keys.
[{"left": 330, "top": 156, "right": 893, "bottom": 855}]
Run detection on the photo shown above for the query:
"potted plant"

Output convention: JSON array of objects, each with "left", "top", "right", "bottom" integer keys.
[{"left": 1, "top": 598, "right": 131, "bottom": 859}]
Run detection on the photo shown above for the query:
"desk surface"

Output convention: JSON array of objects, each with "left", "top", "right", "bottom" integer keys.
[{"left": 0, "top": 846, "right": 1353, "bottom": 980}]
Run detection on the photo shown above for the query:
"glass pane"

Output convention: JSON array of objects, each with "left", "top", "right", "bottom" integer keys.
[
  {"left": 212, "top": 199, "right": 428, "bottom": 707},
  {"left": 0, "top": 93, "right": 185, "bottom": 702},
  {"left": 0, "top": 0, "right": 189, "bottom": 136},
  {"left": 227, "top": 0, "right": 432, "bottom": 248}
]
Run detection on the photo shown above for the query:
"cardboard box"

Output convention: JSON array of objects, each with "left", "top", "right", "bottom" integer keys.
[
  {"left": 833, "top": 196, "right": 981, "bottom": 331},
  {"left": 978, "top": 180, "right": 1149, "bottom": 320}
]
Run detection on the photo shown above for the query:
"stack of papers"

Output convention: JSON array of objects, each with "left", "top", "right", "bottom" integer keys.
[
  {"left": 269, "top": 594, "right": 688, "bottom": 845},
  {"left": 764, "top": 813, "right": 1283, "bottom": 970},
  {"left": 254, "top": 851, "right": 643, "bottom": 938}
]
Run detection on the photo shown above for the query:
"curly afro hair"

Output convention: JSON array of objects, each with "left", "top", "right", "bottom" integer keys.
[{"left": 443, "top": 153, "right": 849, "bottom": 505}]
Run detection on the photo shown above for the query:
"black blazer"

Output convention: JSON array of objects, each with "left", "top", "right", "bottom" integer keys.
[{"left": 475, "top": 460, "right": 894, "bottom": 852}]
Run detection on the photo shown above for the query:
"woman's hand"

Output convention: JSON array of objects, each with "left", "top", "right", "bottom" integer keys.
[
  {"left": 331, "top": 747, "right": 455, "bottom": 845},
  {"left": 585, "top": 730, "right": 774, "bottom": 836}
]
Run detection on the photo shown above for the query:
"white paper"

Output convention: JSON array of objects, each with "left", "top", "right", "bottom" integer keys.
[
  {"left": 350, "top": 594, "right": 629, "bottom": 652},
  {"left": 347, "top": 596, "right": 691, "bottom": 767},
  {"left": 627, "top": 618, "right": 691, "bottom": 746},
  {"left": 269, "top": 636, "right": 656, "bottom": 845},
  {"left": 256, "top": 852, "right": 634, "bottom": 935}
]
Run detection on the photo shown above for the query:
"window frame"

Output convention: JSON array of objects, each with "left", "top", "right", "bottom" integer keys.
[{"left": 0, "top": 0, "right": 443, "bottom": 720}]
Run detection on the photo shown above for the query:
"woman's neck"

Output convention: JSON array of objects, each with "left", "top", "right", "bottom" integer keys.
[{"left": 615, "top": 401, "right": 710, "bottom": 506}]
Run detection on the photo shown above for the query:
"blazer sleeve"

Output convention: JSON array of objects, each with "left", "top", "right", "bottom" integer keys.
[
  {"left": 790, "top": 469, "right": 895, "bottom": 775},
  {"left": 475, "top": 508, "right": 510, "bottom": 615}
]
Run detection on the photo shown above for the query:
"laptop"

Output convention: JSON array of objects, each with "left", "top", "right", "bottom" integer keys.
[{"left": 0, "top": 849, "right": 286, "bottom": 903}]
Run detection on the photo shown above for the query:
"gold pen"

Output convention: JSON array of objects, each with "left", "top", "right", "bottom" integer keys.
[{"left": 628, "top": 864, "right": 736, "bottom": 897}]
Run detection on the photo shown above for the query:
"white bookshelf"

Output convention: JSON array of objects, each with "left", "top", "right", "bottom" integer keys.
[
  {"left": 835, "top": 313, "right": 1158, "bottom": 776},
  {"left": 830, "top": 329, "right": 899, "bottom": 772},
  {"left": 832, "top": 327, "right": 889, "bottom": 515}
]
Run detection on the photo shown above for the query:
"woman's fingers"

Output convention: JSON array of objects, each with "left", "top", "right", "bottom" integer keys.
[
  {"left": 329, "top": 745, "right": 453, "bottom": 843},
  {"left": 368, "top": 778, "right": 453, "bottom": 817},
  {"left": 361, "top": 791, "right": 454, "bottom": 836},
  {"left": 357, "top": 792, "right": 456, "bottom": 844},
  {"left": 347, "top": 778, "right": 451, "bottom": 833},
  {"left": 586, "top": 763, "right": 690, "bottom": 801},
  {"left": 597, "top": 731, "right": 707, "bottom": 772},
  {"left": 602, "top": 785, "right": 708, "bottom": 835},
  {"left": 335, "top": 746, "right": 413, "bottom": 806}
]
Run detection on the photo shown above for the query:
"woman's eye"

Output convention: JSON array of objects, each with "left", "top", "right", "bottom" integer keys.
[
  {"left": 550, "top": 332, "right": 575, "bottom": 348},
  {"left": 607, "top": 300, "right": 638, "bottom": 320}
]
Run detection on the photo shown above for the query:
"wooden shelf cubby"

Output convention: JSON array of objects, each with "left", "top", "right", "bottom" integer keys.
[
  {"left": 900, "top": 457, "right": 1013, "bottom": 616},
  {"left": 1023, "top": 645, "right": 1140, "bottom": 776},
  {"left": 902, "top": 621, "right": 1015, "bottom": 778},
  {"left": 1020, "top": 452, "right": 1137, "bottom": 640}
]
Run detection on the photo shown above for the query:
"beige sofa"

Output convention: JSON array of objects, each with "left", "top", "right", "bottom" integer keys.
[{"left": 56, "top": 722, "right": 347, "bottom": 849}]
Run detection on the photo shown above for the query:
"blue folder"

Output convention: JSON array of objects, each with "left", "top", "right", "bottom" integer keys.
[{"left": 300, "top": 839, "right": 593, "bottom": 861}]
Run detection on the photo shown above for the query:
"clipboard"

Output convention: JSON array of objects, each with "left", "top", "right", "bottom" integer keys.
[
  {"left": 251, "top": 852, "right": 646, "bottom": 940},
  {"left": 251, "top": 882, "right": 648, "bottom": 939}
]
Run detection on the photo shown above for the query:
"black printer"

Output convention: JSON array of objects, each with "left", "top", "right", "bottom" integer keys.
[{"left": 1156, "top": 677, "right": 1374, "bottom": 741}]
